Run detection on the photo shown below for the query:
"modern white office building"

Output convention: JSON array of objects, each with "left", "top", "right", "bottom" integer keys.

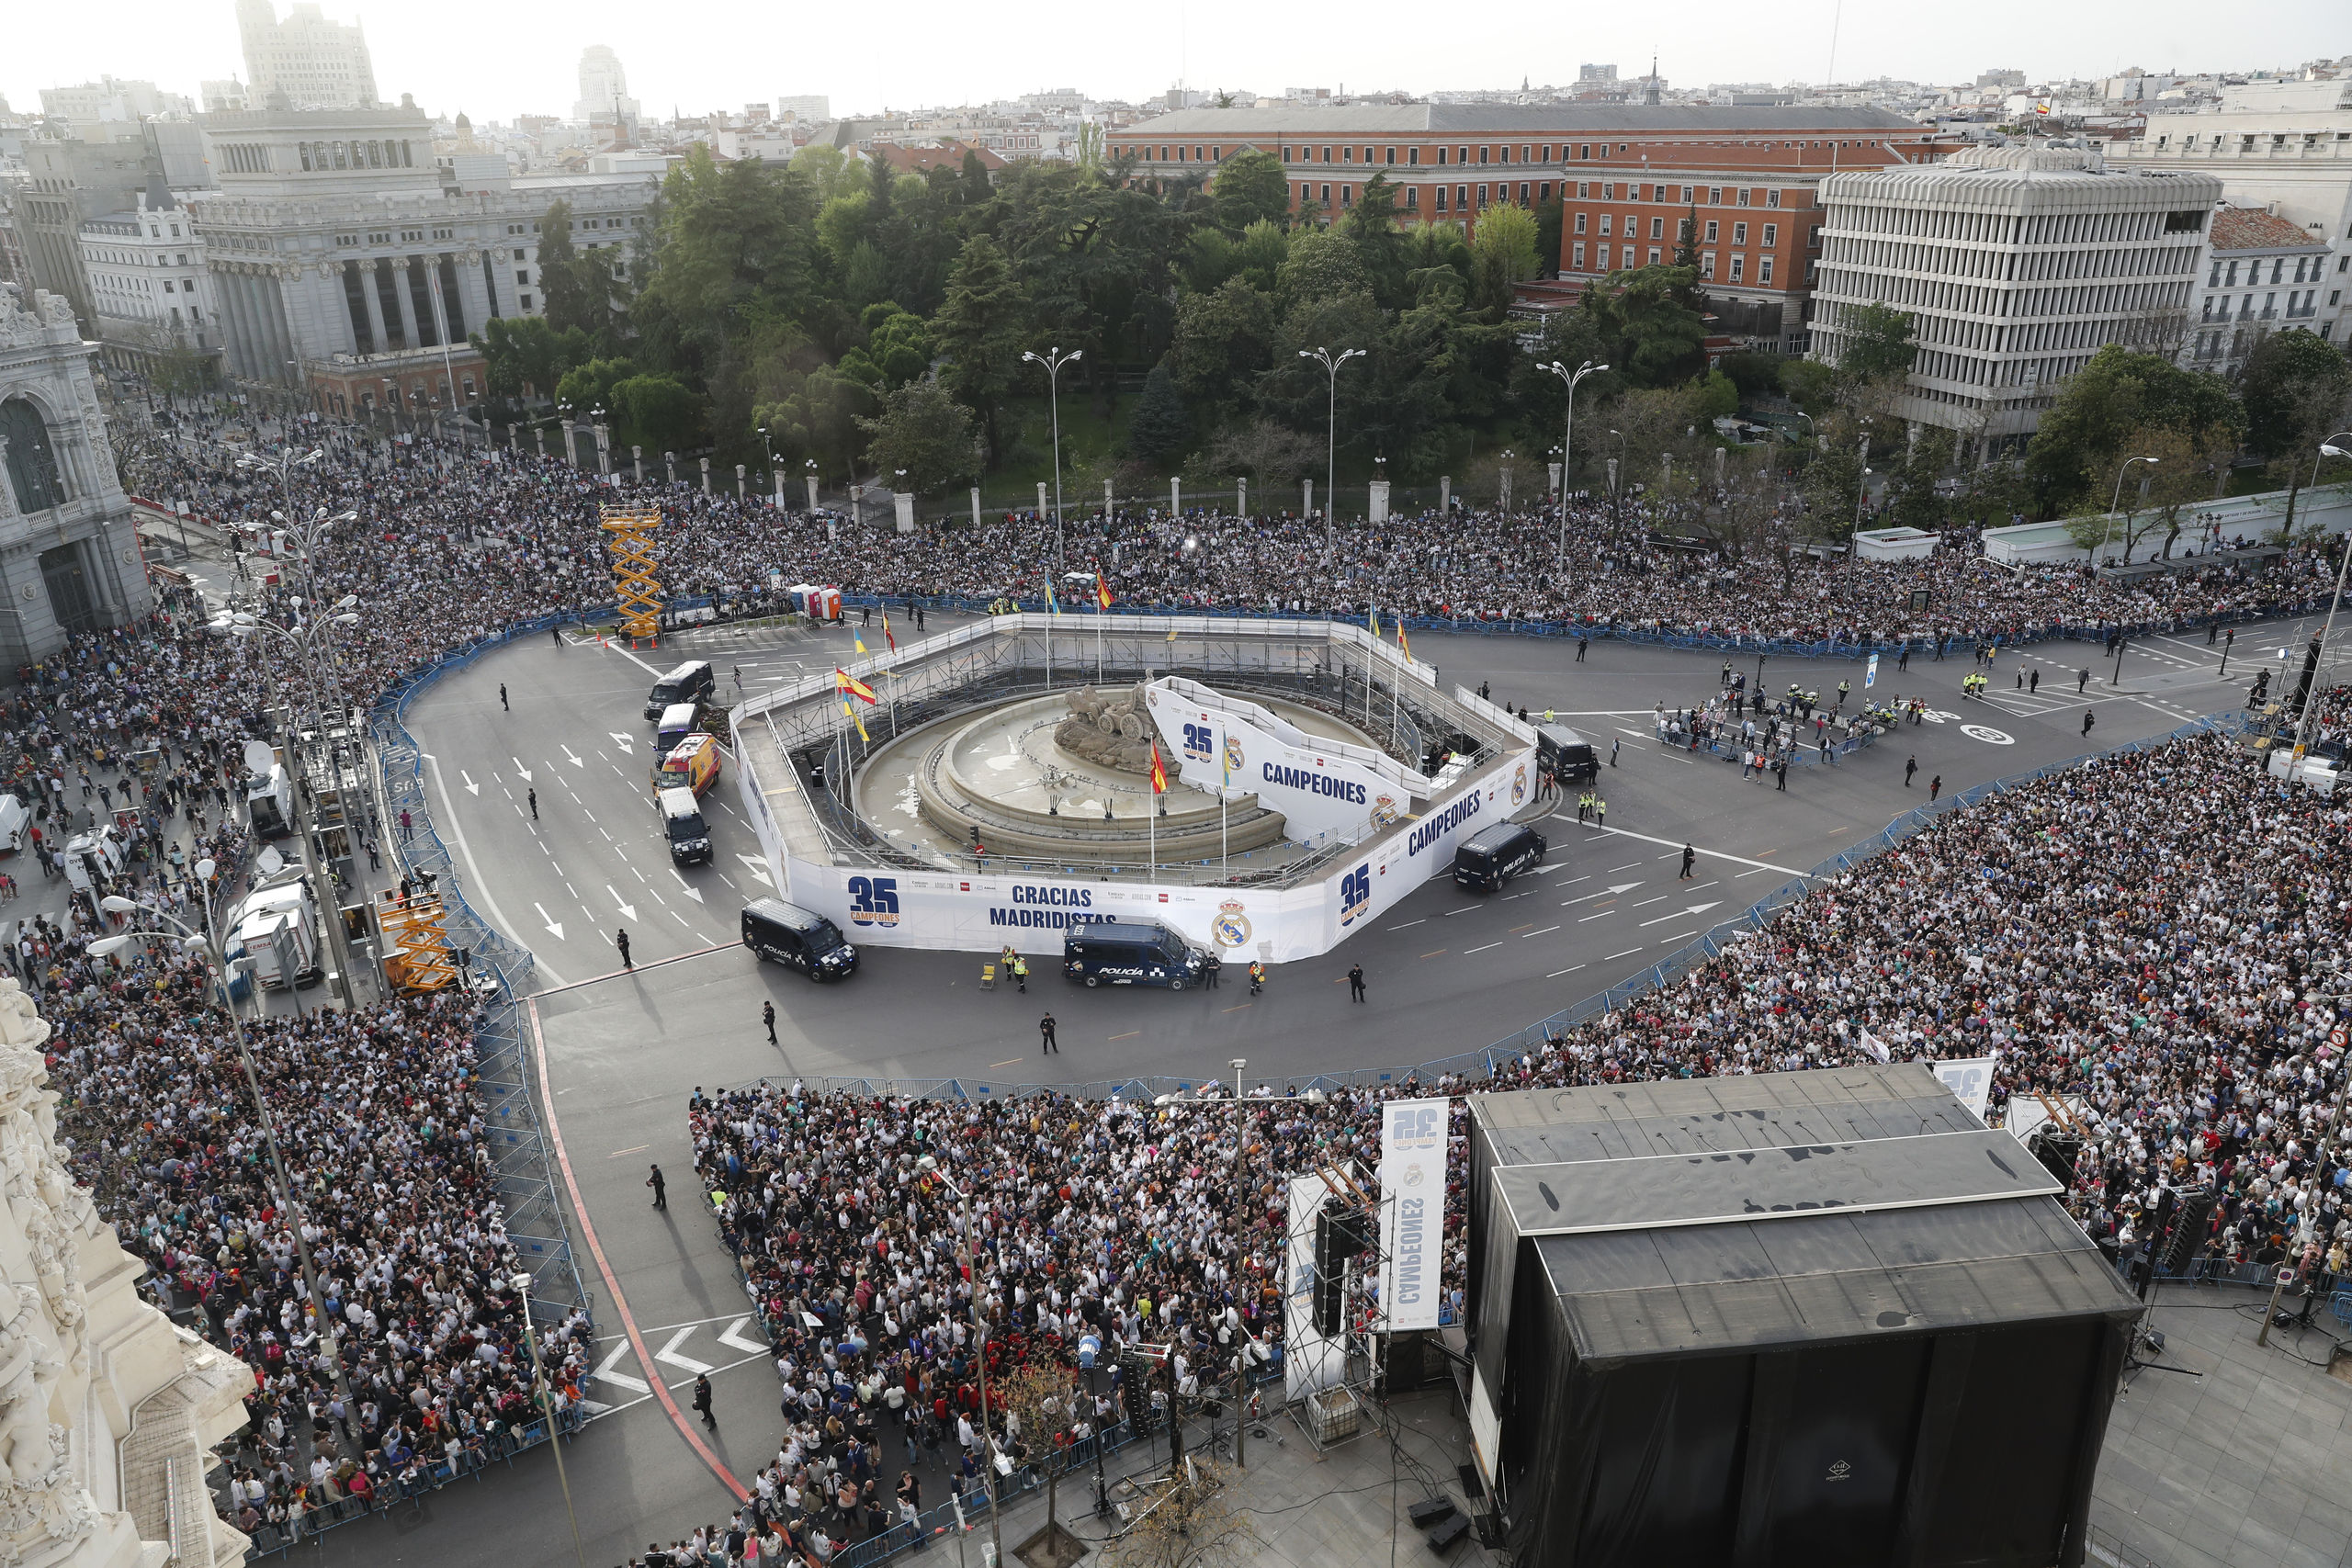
[
  {"left": 1811, "top": 142, "right": 2221, "bottom": 444},
  {"left": 189, "top": 104, "right": 656, "bottom": 415},
  {"left": 235, "top": 0, "right": 379, "bottom": 111}
]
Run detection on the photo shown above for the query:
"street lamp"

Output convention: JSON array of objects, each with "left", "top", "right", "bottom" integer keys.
[
  {"left": 2098, "top": 455, "right": 2160, "bottom": 567},
  {"left": 1023, "top": 346, "right": 1082, "bottom": 568},
  {"left": 1298, "top": 345, "right": 1364, "bottom": 555},
  {"left": 2283, "top": 438, "right": 2352, "bottom": 781},
  {"left": 90, "top": 886, "right": 364, "bottom": 1458},
  {"left": 510, "top": 1273, "right": 588, "bottom": 1568},
  {"left": 915, "top": 1154, "right": 1003, "bottom": 1568},
  {"left": 590, "top": 406, "right": 610, "bottom": 477},
  {"left": 1540, "top": 359, "right": 1608, "bottom": 559}
]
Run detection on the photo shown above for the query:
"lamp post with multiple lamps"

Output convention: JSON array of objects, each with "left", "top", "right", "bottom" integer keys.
[
  {"left": 1298, "top": 346, "right": 1363, "bottom": 556},
  {"left": 915, "top": 1154, "right": 1004, "bottom": 1568},
  {"left": 1539, "top": 359, "right": 1608, "bottom": 560},
  {"left": 509, "top": 1271, "right": 589, "bottom": 1568},
  {"left": 90, "top": 887, "right": 363, "bottom": 1455},
  {"left": 1023, "top": 347, "right": 1082, "bottom": 569},
  {"left": 2098, "top": 454, "right": 2160, "bottom": 568}
]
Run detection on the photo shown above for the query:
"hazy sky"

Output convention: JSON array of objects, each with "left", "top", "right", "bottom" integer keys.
[{"left": 9, "top": 0, "right": 2346, "bottom": 124}]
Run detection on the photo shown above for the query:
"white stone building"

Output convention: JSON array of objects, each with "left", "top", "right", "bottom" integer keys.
[
  {"left": 2184, "top": 203, "right": 2337, "bottom": 374},
  {"left": 188, "top": 105, "right": 655, "bottom": 415},
  {"left": 0, "top": 284, "right": 156, "bottom": 662},
  {"left": 572, "top": 46, "right": 640, "bottom": 125},
  {"left": 76, "top": 185, "right": 220, "bottom": 377},
  {"left": 2111, "top": 79, "right": 2352, "bottom": 351},
  {"left": 1811, "top": 143, "right": 2222, "bottom": 443},
  {"left": 234, "top": 0, "right": 378, "bottom": 112}
]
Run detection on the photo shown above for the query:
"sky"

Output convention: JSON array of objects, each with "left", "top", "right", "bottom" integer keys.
[{"left": 7, "top": 0, "right": 2347, "bottom": 124}]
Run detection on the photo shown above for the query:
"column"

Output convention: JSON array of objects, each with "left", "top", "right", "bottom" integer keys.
[
  {"left": 1237, "top": 478, "right": 1247, "bottom": 518},
  {"left": 261, "top": 271, "right": 298, "bottom": 382},
  {"left": 358, "top": 259, "right": 390, "bottom": 357},
  {"left": 384, "top": 258, "right": 419, "bottom": 351},
  {"left": 219, "top": 268, "right": 258, "bottom": 378}
]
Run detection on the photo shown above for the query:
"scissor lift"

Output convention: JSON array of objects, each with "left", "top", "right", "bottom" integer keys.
[
  {"left": 380, "top": 893, "right": 457, "bottom": 993},
  {"left": 600, "top": 503, "right": 663, "bottom": 642}
]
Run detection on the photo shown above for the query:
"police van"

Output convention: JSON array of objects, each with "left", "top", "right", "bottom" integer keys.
[
  {"left": 644, "top": 660, "right": 716, "bottom": 720},
  {"left": 1063, "top": 922, "right": 1210, "bottom": 990},
  {"left": 741, "top": 897, "right": 861, "bottom": 980},
  {"left": 1452, "top": 821, "right": 1546, "bottom": 892},
  {"left": 1534, "top": 724, "right": 1600, "bottom": 784}
]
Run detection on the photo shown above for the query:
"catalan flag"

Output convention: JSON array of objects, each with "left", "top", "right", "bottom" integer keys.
[
  {"left": 1148, "top": 740, "right": 1168, "bottom": 795},
  {"left": 881, "top": 609, "right": 897, "bottom": 651},
  {"left": 1043, "top": 578, "right": 1059, "bottom": 616},
  {"left": 841, "top": 699, "right": 869, "bottom": 742},
  {"left": 1095, "top": 572, "right": 1114, "bottom": 611},
  {"left": 834, "top": 668, "right": 877, "bottom": 705}
]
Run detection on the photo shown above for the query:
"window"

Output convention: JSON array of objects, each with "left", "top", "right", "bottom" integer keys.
[
  {"left": 1767, "top": 189, "right": 1781, "bottom": 208},
  {"left": 519, "top": 294, "right": 533, "bottom": 310},
  {"left": 1479, "top": 146, "right": 1490, "bottom": 164},
  {"left": 1320, "top": 184, "right": 1330, "bottom": 203},
  {"left": 1733, "top": 222, "right": 1747, "bottom": 244},
  {"left": 1405, "top": 186, "right": 1419, "bottom": 209},
  {"left": 1577, "top": 144, "right": 1589, "bottom": 159},
  {"left": 1649, "top": 217, "right": 1664, "bottom": 240},
  {"left": 1280, "top": 147, "right": 1291, "bottom": 162},
  {"left": 1572, "top": 242, "right": 1586, "bottom": 269},
  {"left": 1543, "top": 146, "right": 1554, "bottom": 161},
  {"left": 1729, "top": 254, "right": 1744, "bottom": 281},
  {"left": 1342, "top": 147, "right": 1352, "bottom": 163},
  {"left": 1602, "top": 183, "right": 1615, "bottom": 200},
  {"left": 516, "top": 269, "right": 529, "bottom": 285},
  {"left": 1704, "top": 220, "right": 1718, "bottom": 243},
  {"left": 1385, "top": 147, "right": 1395, "bottom": 164},
  {"left": 1540, "top": 182, "right": 1552, "bottom": 201},
  {"left": 1436, "top": 186, "right": 1448, "bottom": 211},
  {"left": 1709, "top": 187, "right": 1722, "bottom": 204},
  {"left": 1477, "top": 184, "right": 1489, "bottom": 205},
  {"left": 1437, "top": 147, "right": 1448, "bottom": 165},
  {"left": 1647, "top": 247, "right": 1661, "bottom": 265},
  {"left": 1363, "top": 147, "right": 1373, "bottom": 164},
  {"left": 1597, "top": 244, "right": 1611, "bottom": 269},
  {"left": 1762, "top": 224, "right": 1777, "bottom": 246},
  {"left": 1574, "top": 212, "right": 1587, "bottom": 234},
  {"left": 1340, "top": 186, "right": 1352, "bottom": 206},
  {"left": 1408, "top": 147, "right": 1419, "bottom": 165},
  {"left": 1599, "top": 215, "right": 1611, "bottom": 235},
  {"left": 1759, "top": 256, "right": 1774, "bottom": 284},
  {"left": 1455, "top": 185, "right": 1467, "bottom": 208}
]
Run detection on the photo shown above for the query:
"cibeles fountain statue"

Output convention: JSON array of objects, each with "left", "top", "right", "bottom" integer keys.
[
  {"left": 1053, "top": 683, "right": 1158, "bottom": 774},
  {"left": 0, "top": 978, "right": 248, "bottom": 1568}
]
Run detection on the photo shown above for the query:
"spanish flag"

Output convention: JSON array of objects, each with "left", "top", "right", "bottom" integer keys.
[
  {"left": 1397, "top": 622, "right": 1411, "bottom": 664},
  {"left": 841, "top": 699, "right": 869, "bottom": 742},
  {"left": 1043, "top": 578, "right": 1059, "bottom": 616},
  {"left": 1148, "top": 740, "right": 1168, "bottom": 795},
  {"left": 834, "top": 668, "right": 877, "bottom": 705},
  {"left": 1095, "top": 572, "right": 1114, "bottom": 611},
  {"left": 881, "top": 609, "right": 897, "bottom": 651}
]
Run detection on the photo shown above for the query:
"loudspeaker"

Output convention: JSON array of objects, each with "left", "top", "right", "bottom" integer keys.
[
  {"left": 1315, "top": 1207, "right": 1376, "bottom": 1337},
  {"left": 1408, "top": 1498, "right": 1458, "bottom": 1529},
  {"left": 2025, "top": 1127, "right": 2083, "bottom": 1189},
  {"left": 2158, "top": 1186, "right": 2216, "bottom": 1275}
]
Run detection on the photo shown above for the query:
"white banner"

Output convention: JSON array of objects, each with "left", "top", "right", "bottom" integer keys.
[
  {"left": 1146, "top": 681, "right": 1418, "bottom": 844},
  {"left": 1284, "top": 1173, "right": 1347, "bottom": 1403},
  {"left": 1379, "top": 1099, "right": 1448, "bottom": 1331},
  {"left": 1931, "top": 1055, "right": 1998, "bottom": 1125}
]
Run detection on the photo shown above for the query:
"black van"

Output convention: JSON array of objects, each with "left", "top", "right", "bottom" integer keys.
[
  {"left": 1453, "top": 822, "right": 1546, "bottom": 892},
  {"left": 1063, "top": 922, "right": 1209, "bottom": 990},
  {"left": 742, "top": 897, "right": 860, "bottom": 979},
  {"left": 1535, "top": 724, "right": 1600, "bottom": 784},
  {"left": 644, "top": 660, "right": 716, "bottom": 720}
]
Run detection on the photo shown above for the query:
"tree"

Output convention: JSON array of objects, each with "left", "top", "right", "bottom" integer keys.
[
  {"left": 1128, "top": 362, "right": 1192, "bottom": 470},
  {"left": 2063, "top": 422, "right": 2233, "bottom": 563},
  {"left": 2024, "top": 344, "right": 2242, "bottom": 515},
  {"left": 1834, "top": 302, "right": 1917, "bottom": 385},
  {"left": 1779, "top": 357, "right": 1836, "bottom": 415},
  {"left": 1101, "top": 1459, "right": 1260, "bottom": 1568},
  {"left": 857, "top": 378, "right": 981, "bottom": 493},
  {"left": 1532, "top": 194, "right": 1565, "bottom": 279},
  {"left": 1170, "top": 277, "right": 1279, "bottom": 418},
  {"left": 1211, "top": 149, "right": 1290, "bottom": 232},
  {"left": 1274, "top": 227, "right": 1374, "bottom": 310},
  {"left": 553, "top": 355, "right": 637, "bottom": 416},
  {"left": 1689, "top": 369, "right": 1738, "bottom": 422},
  {"left": 997, "top": 1363, "right": 1084, "bottom": 1563},
  {"left": 2241, "top": 330, "right": 2352, "bottom": 460},
  {"left": 931, "top": 233, "right": 1031, "bottom": 463},
  {"left": 1883, "top": 426, "right": 1957, "bottom": 533},
  {"left": 1691, "top": 446, "right": 1788, "bottom": 560},
  {"left": 470, "top": 316, "right": 591, "bottom": 400},
  {"left": 1580, "top": 265, "right": 1707, "bottom": 388},
  {"left": 606, "top": 373, "right": 705, "bottom": 453},
  {"left": 1469, "top": 203, "right": 1541, "bottom": 314},
  {"left": 1205, "top": 417, "right": 1322, "bottom": 495}
]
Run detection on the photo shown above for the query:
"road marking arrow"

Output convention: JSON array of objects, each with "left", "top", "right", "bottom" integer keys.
[
  {"left": 459, "top": 769, "right": 481, "bottom": 795},
  {"left": 1563, "top": 882, "right": 1641, "bottom": 907},
  {"left": 562, "top": 745, "right": 584, "bottom": 767},
  {"left": 736, "top": 853, "right": 775, "bottom": 888},
  {"left": 606, "top": 885, "right": 639, "bottom": 920},
  {"left": 717, "top": 1316, "right": 768, "bottom": 1356},
  {"left": 1639, "top": 900, "right": 1721, "bottom": 928},
  {"left": 655, "top": 1327, "right": 714, "bottom": 1376},
  {"left": 672, "top": 869, "right": 704, "bottom": 902},
  {"left": 591, "top": 1341, "right": 650, "bottom": 1393},
  {"left": 533, "top": 903, "right": 566, "bottom": 940},
  {"left": 609, "top": 732, "right": 635, "bottom": 753},
  {"left": 512, "top": 757, "right": 534, "bottom": 783}
]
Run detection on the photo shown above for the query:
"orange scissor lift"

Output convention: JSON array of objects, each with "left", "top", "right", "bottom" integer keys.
[
  {"left": 380, "top": 892, "right": 457, "bottom": 993},
  {"left": 600, "top": 503, "right": 663, "bottom": 646}
]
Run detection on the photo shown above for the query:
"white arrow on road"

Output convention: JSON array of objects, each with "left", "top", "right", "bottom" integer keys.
[
  {"left": 717, "top": 1316, "right": 768, "bottom": 1356},
  {"left": 654, "top": 1327, "right": 713, "bottom": 1376},
  {"left": 533, "top": 903, "right": 566, "bottom": 941},
  {"left": 672, "top": 869, "right": 704, "bottom": 902},
  {"left": 609, "top": 732, "right": 635, "bottom": 753},
  {"left": 736, "top": 853, "right": 775, "bottom": 888},
  {"left": 606, "top": 885, "right": 639, "bottom": 920},
  {"left": 1562, "top": 882, "right": 1641, "bottom": 907},
  {"left": 562, "top": 745, "right": 584, "bottom": 767},
  {"left": 591, "top": 1340, "right": 650, "bottom": 1394},
  {"left": 1639, "top": 901, "right": 1721, "bottom": 928},
  {"left": 459, "top": 769, "right": 481, "bottom": 796},
  {"left": 512, "top": 757, "right": 534, "bottom": 783}
]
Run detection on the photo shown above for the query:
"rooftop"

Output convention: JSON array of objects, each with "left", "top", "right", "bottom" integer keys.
[
  {"left": 2208, "top": 203, "right": 2326, "bottom": 251},
  {"left": 1120, "top": 103, "right": 1920, "bottom": 136}
]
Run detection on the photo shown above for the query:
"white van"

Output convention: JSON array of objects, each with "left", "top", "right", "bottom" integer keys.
[{"left": 227, "top": 878, "right": 322, "bottom": 989}]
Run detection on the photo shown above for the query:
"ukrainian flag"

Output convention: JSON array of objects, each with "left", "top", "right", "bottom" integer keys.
[{"left": 1044, "top": 578, "right": 1059, "bottom": 616}]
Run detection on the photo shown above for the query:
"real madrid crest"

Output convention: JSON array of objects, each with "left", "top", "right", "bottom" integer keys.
[
  {"left": 1511, "top": 762, "right": 1528, "bottom": 806},
  {"left": 1212, "top": 899, "right": 1252, "bottom": 948}
]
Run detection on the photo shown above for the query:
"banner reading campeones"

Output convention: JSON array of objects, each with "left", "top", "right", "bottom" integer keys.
[{"left": 1379, "top": 1097, "right": 1448, "bottom": 1331}]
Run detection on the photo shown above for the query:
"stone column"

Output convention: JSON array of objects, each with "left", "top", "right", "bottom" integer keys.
[
  {"left": 804, "top": 474, "right": 819, "bottom": 513},
  {"left": 1303, "top": 478, "right": 1314, "bottom": 518},
  {"left": 970, "top": 486, "right": 980, "bottom": 527},
  {"left": 735, "top": 463, "right": 746, "bottom": 499},
  {"left": 1440, "top": 475, "right": 1451, "bottom": 512},
  {"left": 1036, "top": 482, "right": 1047, "bottom": 514},
  {"left": 1369, "top": 479, "right": 1390, "bottom": 524},
  {"left": 1237, "top": 477, "right": 1248, "bottom": 518},
  {"left": 357, "top": 259, "right": 390, "bottom": 357},
  {"left": 700, "top": 457, "right": 711, "bottom": 493},
  {"left": 1170, "top": 477, "right": 1182, "bottom": 515},
  {"left": 386, "top": 258, "right": 421, "bottom": 351}
]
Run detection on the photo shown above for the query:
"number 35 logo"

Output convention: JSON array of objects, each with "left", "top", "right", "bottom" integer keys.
[
  {"left": 1182, "top": 722, "right": 1214, "bottom": 761},
  {"left": 847, "top": 875, "right": 899, "bottom": 927},
  {"left": 1387, "top": 1104, "right": 1442, "bottom": 1149}
]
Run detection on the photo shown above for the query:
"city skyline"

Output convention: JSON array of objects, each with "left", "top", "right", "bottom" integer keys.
[{"left": 8, "top": 0, "right": 2348, "bottom": 129}]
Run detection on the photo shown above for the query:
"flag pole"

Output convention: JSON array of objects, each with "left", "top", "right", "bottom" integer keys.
[
  {"left": 1148, "top": 779, "right": 1156, "bottom": 884},
  {"left": 1220, "top": 724, "right": 1228, "bottom": 879}
]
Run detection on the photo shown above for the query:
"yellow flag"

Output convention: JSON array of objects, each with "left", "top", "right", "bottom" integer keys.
[{"left": 842, "top": 699, "right": 869, "bottom": 742}]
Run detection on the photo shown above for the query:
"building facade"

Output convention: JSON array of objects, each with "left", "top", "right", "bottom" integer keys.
[
  {"left": 235, "top": 0, "right": 378, "bottom": 112},
  {"left": 572, "top": 46, "right": 640, "bottom": 124},
  {"left": 1811, "top": 143, "right": 2221, "bottom": 441},
  {"left": 2185, "top": 203, "right": 2336, "bottom": 373},
  {"left": 0, "top": 284, "right": 157, "bottom": 664},
  {"left": 13, "top": 127, "right": 176, "bottom": 330},
  {"left": 1107, "top": 104, "right": 1941, "bottom": 352},
  {"left": 37, "top": 78, "right": 195, "bottom": 125},
  {"left": 77, "top": 185, "right": 220, "bottom": 377},
  {"left": 2111, "top": 82, "right": 2352, "bottom": 350},
  {"left": 189, "top": 106, "right": 655, "bottom": 415}
]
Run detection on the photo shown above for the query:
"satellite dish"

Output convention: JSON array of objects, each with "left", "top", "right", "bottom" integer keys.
[
  {"left": 242, "top": 739, "right": 276, "bottom": 775},
  {"left": 255, "top": 846, "right": 286, "bottom": 878}
]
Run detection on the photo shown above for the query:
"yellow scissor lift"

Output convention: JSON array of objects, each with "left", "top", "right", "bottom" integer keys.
[
  {"left": 380, "top": 893, "right": 458, "bottom": 993},
  {"left": 600, "top": 503, "right": 663, "bottom": 646}
]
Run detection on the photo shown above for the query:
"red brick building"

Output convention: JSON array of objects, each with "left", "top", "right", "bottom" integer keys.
[{"left": 1108, "top": 105, "right": 1952, "bottom": 352}]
